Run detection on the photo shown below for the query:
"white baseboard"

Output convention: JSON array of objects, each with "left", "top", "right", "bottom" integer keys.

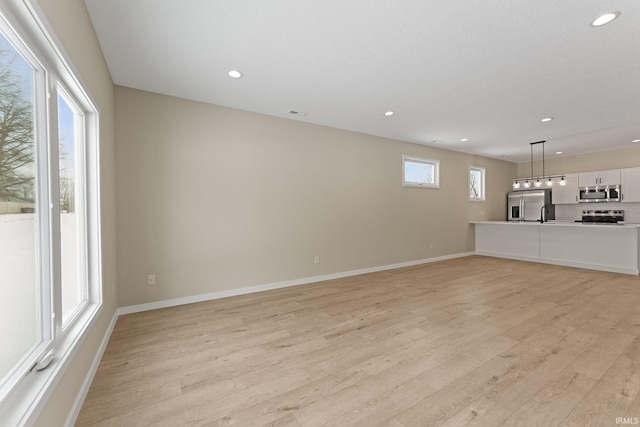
[
  {"left": 64, "top": 309, "right": 119, "bottom": 427},
  {"left": 118, "top": 252, "right": 475, "bottom": 315}
]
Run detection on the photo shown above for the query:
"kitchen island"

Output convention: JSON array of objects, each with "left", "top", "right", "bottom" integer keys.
[{"left": 472, "top": 221, "right": 640, "bottom": 275}]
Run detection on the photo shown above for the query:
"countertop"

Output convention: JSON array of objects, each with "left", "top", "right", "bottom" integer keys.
[{"left": 471, "top": 220, "right": 640, "bottom": 229}]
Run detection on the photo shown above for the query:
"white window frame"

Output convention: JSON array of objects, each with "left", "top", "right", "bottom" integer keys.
[
  {"left": 0, "top": 1, "right": 102, "bottom": 425},
  {"left": 56, "top": 83, "right": 90, "bottom": 329},
  {"left": 469, "top": 165, "right": 485, "bottom": 201},
  {"left": 402, "top": 155, "right": 440, "bottom": 189}
]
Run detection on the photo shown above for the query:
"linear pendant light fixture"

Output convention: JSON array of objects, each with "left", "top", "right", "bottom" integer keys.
[{"left": 513, "top": 140, "right": 567, "bottom": 189}]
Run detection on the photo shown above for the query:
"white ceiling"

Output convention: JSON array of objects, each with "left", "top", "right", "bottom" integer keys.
[{"left": 83, "top": 0, "right": 640, "bottom": 163}]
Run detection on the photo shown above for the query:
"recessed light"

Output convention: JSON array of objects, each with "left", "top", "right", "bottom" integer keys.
[
  {"left": 591, "top": 11, "right": 621, "bottom": 27},
  {"left": 633, "top": 139, "right": 640, "bottom": 143},
  {"left": 461, "top": 138, "right": 469, "bottom": 142},
  {"left": 227, "top": 70, "right": 243, "bottom": 78},
  {"left": 384, "top": 111, "right": 394, "bottom": 116},
  {"left": 555, "top": 151, "right": 563, "bottom": 155},
  {"left": 541, "top": 117, "right": 553, "bottom": 122},
  {"left": 500, "top": 155, "right": 510, "bottom": 159}
]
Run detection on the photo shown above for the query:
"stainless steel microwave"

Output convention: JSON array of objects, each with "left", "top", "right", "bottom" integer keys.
[{"left": 578, "top": 185, "right": 621, "bottom": 203}]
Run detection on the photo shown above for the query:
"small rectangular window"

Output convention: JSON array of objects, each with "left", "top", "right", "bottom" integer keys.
[
  {"left": 403, "top": 155, "right": 440, "bottom": 188},
  {"left": 469, "top": 166, "right": 485, "bottom": 201}
]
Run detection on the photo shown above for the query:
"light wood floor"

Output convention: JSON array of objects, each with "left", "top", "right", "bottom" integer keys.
[{"left": 76, "top": 256, "right": 640, "bottom": 426}]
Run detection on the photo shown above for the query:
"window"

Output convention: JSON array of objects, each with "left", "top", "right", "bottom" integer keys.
[
  {"left": 58, "top": 88, "right": 89, "bottom": 326},
  {"left": 0, "top": 24, "right": 44, "bottom": 395},
  {"left": 403, "top": 155, "right": 440, "bottom": 188},
  {"left": 0, "top": 3, "right": 101, "bottom": 424},
  {"left": 469, "top": 166, "right": 485, "bottom": 201}
]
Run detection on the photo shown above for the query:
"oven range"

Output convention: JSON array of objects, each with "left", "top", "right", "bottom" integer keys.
[{"left": 575, "top": 210, "right": 624, "bottom": 224}]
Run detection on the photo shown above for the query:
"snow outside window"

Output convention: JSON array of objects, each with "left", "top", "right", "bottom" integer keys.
[{"left": 0, "top": 3, "right": 102, "bottom": 424}]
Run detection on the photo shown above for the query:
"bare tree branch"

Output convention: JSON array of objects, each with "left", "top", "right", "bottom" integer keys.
[{"left": 0, "top": 45, "right": 34, "bottom": 201}]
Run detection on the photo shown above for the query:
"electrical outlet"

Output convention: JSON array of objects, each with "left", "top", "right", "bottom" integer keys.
[
  {"left": 147, "top": 274, "right": 156, "bottom": 286},
  {"left": 314, "top": 256, "right": 320, "bottom": 264},
  {"left": 429, "top": 242, "right": 433, "bottom": 249}
]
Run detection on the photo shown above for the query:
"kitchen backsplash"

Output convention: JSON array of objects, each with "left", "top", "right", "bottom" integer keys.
[{"left": 555, "top": 202, "right": 640, "bottom": 223}]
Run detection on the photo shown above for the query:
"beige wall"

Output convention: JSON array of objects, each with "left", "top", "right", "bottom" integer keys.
[
  {"left": 32, "top": 0, "right": 117, "bottom": 426},
  {"left": 20, "top": 0, "right": 638, "bottom": 422},
  {"left": 517, "top": 145, "right": 640, "bottom": 177},
  {"left": 115, "top": 87, "right": 515, "bottom": 307}
]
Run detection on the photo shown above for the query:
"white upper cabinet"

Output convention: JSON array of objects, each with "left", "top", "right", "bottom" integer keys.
[
  {"left": 599, "top": 169, "right": 622, "bottom": 186},
  {"left": 578, "top": 169, "right": 621, "bottom": 187},
  {"left": 552, "top": 173, "right": 579, "bottom": 204},
  {"left": 578, "top": 172, "right": 598, "bottom": 187},
  {"left": 621, "top": 167, "right": 640, "bottom": 203}
]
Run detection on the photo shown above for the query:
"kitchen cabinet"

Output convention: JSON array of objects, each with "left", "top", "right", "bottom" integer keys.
[
  {"left": 579, "top": 169, "right": 620, "bottom": 187},
  {"left": 599, "top": 169, "right": 622, "bottom": 186},
  {"left": 552, "top": 173, "right": 579, "bottom": 204},
  {"left": 579, "top": 172, "right": 599, "bottom": 187},
  {"left": 621, "top": 167, "right": 640, "bottom": 202},
  {"left": 473, "top": 221, "right": 640, "bottom": 275}
]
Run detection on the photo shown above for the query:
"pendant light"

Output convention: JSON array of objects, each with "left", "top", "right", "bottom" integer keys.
[{"left": 512, "top": 140, "right": 567, "bottom": 189}]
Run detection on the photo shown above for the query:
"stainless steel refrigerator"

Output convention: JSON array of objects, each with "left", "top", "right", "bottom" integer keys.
[{"left": 507, "top": 189, "right": 555, "bottom": 221}]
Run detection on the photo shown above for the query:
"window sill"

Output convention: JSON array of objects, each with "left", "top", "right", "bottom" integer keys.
[
  {"left": 403, "top": 183, "right": 440, "bottom": 189},
  {"left": 0, "top": 302, "right": 102, "bottom": 426}
]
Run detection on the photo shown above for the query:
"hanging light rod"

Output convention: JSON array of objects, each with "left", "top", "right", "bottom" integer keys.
[
  {"left": 513, "top": 174, "right": 567, "bottom": 189},
  {"left": 513, "top": 140, "right": 567, "bottom": 189}
]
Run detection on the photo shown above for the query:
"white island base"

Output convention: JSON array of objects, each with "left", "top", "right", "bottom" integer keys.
[{"left": 473, "top": 221, "right": 640, "bottom": 275}]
